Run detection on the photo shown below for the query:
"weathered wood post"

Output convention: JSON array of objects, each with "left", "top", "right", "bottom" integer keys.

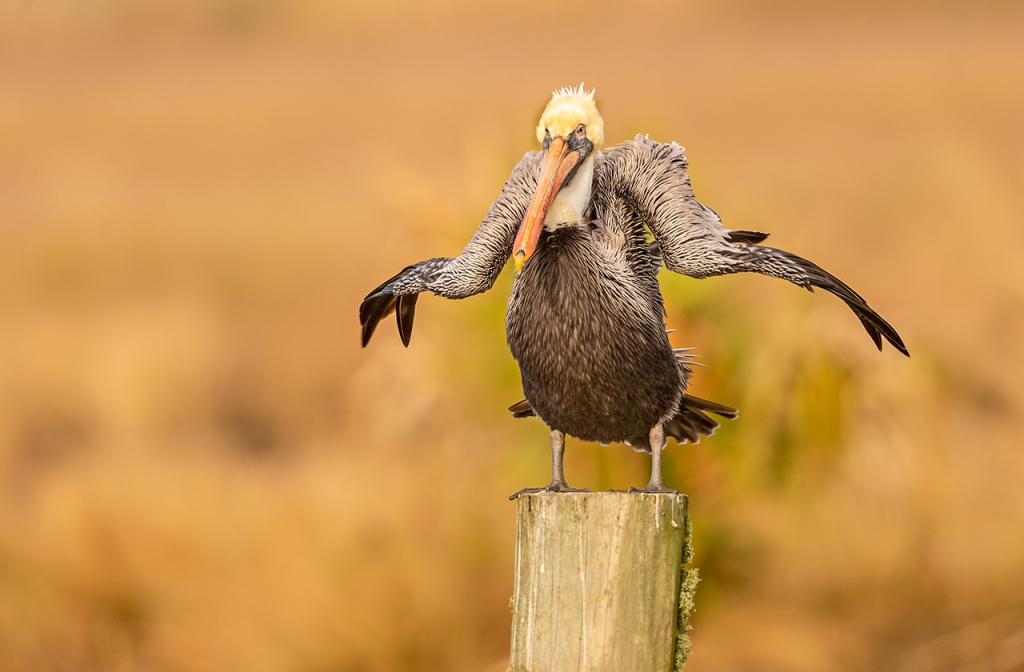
[{"left": 509, "top": 492, "right": 698, "bottom": 672}]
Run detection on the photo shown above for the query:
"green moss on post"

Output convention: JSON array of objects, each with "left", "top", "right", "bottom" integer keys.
[
  {"left": 674, "top": 511, "right": 699, "bottom": 670},
  {"left": 674, "top": 567, "right": 700, "bottom": 669},
  {"left": 509, "top": 492, "right": 696, "bottom": 672}
]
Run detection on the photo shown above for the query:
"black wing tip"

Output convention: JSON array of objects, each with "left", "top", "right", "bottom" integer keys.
[
  {"left": 890, "top": 333, "right": 910, "bottom": 357},
  {"left": 870, "top": 328, "right": 910, "bottom": 357},
  {"left": 396, "top": 294, "right": 419, "bottom": 348},
  {"left": 360, "top": 313, "right": 381, "bottom": 347},
  {"left": 359, "top": 291, "right": 398, "bottom": 348},
  {"left": 359, "top": 261, "right": 425, "bottom": 348},
  {"left": 865, "top": 320, "right": 884, "bottom": 351},
  {"left": 359, "top": 289, "right": 390, "bottom": 323},
  {"left": 848, "top": 302, "right": 910, "bottom": 357}
]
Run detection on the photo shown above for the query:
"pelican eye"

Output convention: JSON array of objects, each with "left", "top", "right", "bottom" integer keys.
[{"left": 575, "top": 124, "right": 586, "bottom": 137}]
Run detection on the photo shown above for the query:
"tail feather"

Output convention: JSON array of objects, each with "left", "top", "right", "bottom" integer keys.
[
  {"left": 680, "top": 393, "right": 739, "bottom": 420},
  {"left": 510, "top": 393, "right": 738, "bottom": 453},
  {"left": 507, "top": 399, "right": 535, "bottom": 419},
  {"left": 628, "top": 393, "right": 738, "bottom": 452}
]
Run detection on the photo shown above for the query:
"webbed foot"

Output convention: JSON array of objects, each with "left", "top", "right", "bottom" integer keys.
[
  {"left": 509, "top": 481, "right": 589, "bottom": 500},
  {"left": 627, "top": 483, "right": 680, "bottom": 495}
]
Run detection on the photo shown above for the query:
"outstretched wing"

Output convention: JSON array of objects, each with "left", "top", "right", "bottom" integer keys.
[
  {"left": 359, "top": 151, "right": 541, "bottom": 347},
  {"left": 595, "top": 136, "right": 909, "bottom": 356}
]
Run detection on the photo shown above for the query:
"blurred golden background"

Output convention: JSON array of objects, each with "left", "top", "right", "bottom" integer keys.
[{"left": 2, "top": 1, "right": 1023, "bottom": 670}]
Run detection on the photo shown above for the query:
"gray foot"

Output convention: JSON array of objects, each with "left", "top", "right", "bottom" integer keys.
[
  {"left": 627, "top": 484, "right": 680, "bottom": 495},
  {"left": 509, "top": 481, "right": 589, "bottom": 500}
]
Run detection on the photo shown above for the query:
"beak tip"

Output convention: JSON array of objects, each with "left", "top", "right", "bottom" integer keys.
[{"left": 513, "top": 250, "right": 526, "bottom": 273}]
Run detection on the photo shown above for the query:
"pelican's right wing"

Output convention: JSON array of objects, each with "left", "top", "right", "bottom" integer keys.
[
  {"left": 360, "top": 151, "right": 540, "bottom": 347},
  {"left": 596, "top": 135, "right": 908, "bottom": 356}
]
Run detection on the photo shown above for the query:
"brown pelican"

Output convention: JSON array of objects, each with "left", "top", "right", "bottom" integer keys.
[{"left": 360, "top": 85, "right": 907, "bottom": 497}]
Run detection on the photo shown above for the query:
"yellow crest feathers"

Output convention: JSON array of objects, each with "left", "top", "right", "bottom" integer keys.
[{"left": 536, "top": 84, "right": 605, "bottom": 151}]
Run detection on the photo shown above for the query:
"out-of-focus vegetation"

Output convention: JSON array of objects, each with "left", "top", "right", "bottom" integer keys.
[{"left": 2, "top": 1, "right": 1023, "bottom": 670}]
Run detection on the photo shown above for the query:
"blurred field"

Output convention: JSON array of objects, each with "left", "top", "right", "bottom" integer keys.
[{"left": 2, "top": 1, "right": 1024, "bottom": 670}]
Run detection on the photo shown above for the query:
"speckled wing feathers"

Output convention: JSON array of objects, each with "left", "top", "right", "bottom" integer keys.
[
  {"left": 596, "top": 135, "right": 908, "bottom": 356},
  {"left": 359, "top": 152, "right": 541, "bottom": 347}
]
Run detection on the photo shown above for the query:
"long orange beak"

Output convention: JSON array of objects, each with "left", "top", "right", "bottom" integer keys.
[{"left": 512, "top": 136, "right": 582, "bottom": 272}]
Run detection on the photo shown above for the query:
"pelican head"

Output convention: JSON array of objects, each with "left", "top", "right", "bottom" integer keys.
[
  {"left": 513, "top": 85, "right": 605, "bottom": 271},
  {"left": 535, "top": 85, "right": 605, "bottom": 152}
]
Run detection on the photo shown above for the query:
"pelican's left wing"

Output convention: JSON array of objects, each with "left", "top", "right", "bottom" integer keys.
[
  {"left": 596, "top": 135, "right": 908, "bottom": 356},
  {"left": 360, "top": 151, "right": 540, "bottom": 347}
]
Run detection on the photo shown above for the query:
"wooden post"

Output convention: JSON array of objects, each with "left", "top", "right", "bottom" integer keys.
[{"left": 509, "top": 492, "right": 698, "bottom": 672}]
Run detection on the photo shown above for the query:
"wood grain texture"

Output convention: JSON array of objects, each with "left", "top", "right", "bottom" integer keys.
[{"left": 509, "top": 492, "right": 691, "bottom": 672}]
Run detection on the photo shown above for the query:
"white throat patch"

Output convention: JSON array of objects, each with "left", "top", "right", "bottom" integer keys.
[{"left": 543, "top": 154, "right": 595, "bottom": 230}]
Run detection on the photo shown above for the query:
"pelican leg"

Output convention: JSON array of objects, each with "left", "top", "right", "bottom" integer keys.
[
  {"left": 509, "top": 429, "right": 588, "bottom": 500},
  {"left": 631, "top": 423, "right": 679, "bottom": 494}
]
